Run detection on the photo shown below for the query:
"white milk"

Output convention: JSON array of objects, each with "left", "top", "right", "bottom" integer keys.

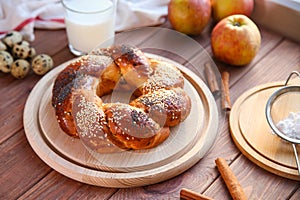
[{"left": 63, "top": 0, "right": 116, "bottom": 55}]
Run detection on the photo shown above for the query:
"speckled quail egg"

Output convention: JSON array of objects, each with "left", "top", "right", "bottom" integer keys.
[
  {"left": 31, "top": 54, "right": 53, "bottom": 75},
  {"left": 3, "top": 31, "right": 23, "bottom": 48},
  {"left": 0, "top": 41, "right": 7, "bottom": 51},
  {"left": 11, "top": 59, "right": 30, "bottom": 79},
  {"left": 12, "top": 41, "right": 35, "bottom": 59},
  {"left": 28, "top": 47, "right": 36, "bottom": 58},
  {"left": 0, "top": 51, "right": 14, "bottom": 73}
]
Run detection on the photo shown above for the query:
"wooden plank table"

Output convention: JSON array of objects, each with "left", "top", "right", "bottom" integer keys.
[{"left": 1, "top": 20, "right": 300, "bottom": 199}]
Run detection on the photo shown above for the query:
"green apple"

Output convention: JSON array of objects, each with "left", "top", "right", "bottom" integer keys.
[
  {"left": 211, "top": 14, "right": 261, "bottom": 66},
  {"left": 168, "top": 0, "right": 211, "bottom": 35},
  {"left": 211, "top": 0, "right": 254, "bottom": 21}
]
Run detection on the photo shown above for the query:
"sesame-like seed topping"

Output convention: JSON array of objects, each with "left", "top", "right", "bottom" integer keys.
[
  {"left": 75, "top": 95, "right": 106, "bottom": 139},
  {"left": 52, "top": 44, "right": 191, "bottom": 151},
  {"left": 141, "top": 61, "right": 183, "bottom": 94}
]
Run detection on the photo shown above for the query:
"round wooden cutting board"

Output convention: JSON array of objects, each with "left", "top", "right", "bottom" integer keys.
[
  {"left": 230, "top": 78, "right": 300, "bottom": 181},
  {"left": 24, "top": 54, "right": 220, "bottom": 188},
  {"left": 38, "top": 74, "right": 204, "bottom": 172}
]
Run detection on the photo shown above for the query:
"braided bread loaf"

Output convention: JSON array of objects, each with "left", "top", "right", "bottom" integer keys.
[{"left": 52, "top": 45, "right": 191, "bottom": 151}]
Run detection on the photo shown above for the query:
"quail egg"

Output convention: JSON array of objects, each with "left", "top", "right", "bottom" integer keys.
[
  {"left": 31, "top": 54, "right": 53, "bottom": 75},
  {"left": 11, "top": 59, "right": 30, "bottom": 79},
  {"left": 0, "top": 51, "right": 14, "bottom": 73},
  {"left": 0, "top": 41, "right": 7, "bottom": 51},
  {"left": 12, "top": 41, "right": 33, "bottom": 59},
  {"left": 3, "top": 31, "right": 23, "bottom": 48}
]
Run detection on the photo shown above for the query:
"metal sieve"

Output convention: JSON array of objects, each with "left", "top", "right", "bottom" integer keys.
[{"left": 266, "top": 71, "right": 300, "bottom": 175}]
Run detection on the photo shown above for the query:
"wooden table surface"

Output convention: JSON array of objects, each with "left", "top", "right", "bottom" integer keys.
[{"left": 1, "top": 20, "right": 300, "bottom": 199}]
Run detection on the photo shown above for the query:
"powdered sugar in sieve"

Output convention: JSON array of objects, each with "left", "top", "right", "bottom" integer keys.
[
  {"left": 265, "top": 71, "right": 300, "bottom": 175},
  {"left": 276, "top": 111, "right": 300, "bottom": 140}
]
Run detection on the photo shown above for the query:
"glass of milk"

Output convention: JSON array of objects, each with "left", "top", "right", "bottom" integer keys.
[{"left": 62, "top": 0, "right": 117, "bottom": 56}]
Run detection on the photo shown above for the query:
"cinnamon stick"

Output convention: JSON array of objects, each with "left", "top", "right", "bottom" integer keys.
[
  {"left": 204, "top": 62, "right": 220, "bottom": 98},
  {"left": 215, "top": 158, "right": 247, "bottom": 200},
  {"left": 221, "top": 71, "right": 231, "bottom": 111},
  {"left": 180, "top": 188, "right": 214, "bottom": 200}
]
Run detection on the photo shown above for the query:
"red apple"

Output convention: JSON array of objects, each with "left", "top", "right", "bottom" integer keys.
[
  {"left": 211, "top": 14, "right": 261, "bottom": 66},
  {"left": 168, "top": 0, "right": 211, "bottom": 35},
  {"left": 211, "top": 0, "right": 254, "bottom": 21}
]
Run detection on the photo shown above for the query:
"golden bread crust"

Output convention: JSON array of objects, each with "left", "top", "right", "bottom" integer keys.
[
  {"left": 130, "top": 88, "right": 191, "bottom": 127},
  {"left": 104, "top": 103, "right": 170, "bottom": 150},
  {"left": 52, "top": 45, "right": 191, "bottom": 151},
  {"left": 52, "top": 55, "right": 113, "bottom": 137}
]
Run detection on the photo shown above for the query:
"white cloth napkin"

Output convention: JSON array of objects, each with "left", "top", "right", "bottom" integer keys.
[{"left": 0, "top": 0, "right": 169, "bottom": 41}]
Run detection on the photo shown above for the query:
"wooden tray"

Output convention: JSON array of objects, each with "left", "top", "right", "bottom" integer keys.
[
  {"left": 24, "top": 54, "right": 219, "bottom": 187},
  {"left": 38, "top": 73, "right": 204, "bottom": 172},
  {"left": 230, "top": 78, "right": 300, "bottom": 181}
]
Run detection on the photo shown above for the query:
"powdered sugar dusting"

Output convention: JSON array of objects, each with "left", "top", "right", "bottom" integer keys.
[{"left": 276, "top": 111, "right": 300, "bottom": 140}]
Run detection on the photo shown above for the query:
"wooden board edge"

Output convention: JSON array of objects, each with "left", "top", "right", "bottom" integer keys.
[{"left": 229, "top": 81, "right": 300, "bottom": 181}]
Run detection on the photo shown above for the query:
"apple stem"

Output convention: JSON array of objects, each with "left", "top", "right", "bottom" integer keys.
[{"left": 233, "top": 21, "right": 241, "bottom": 27}]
